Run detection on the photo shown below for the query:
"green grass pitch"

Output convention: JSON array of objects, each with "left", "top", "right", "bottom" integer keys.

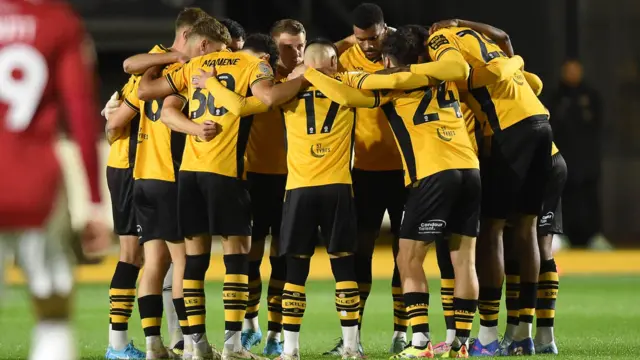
[{"left": 0, "top": 276, "right": 638, "bottom": 359}]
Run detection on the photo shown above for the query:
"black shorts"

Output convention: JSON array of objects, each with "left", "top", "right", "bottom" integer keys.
[
  {"left": 106, "top": 166, "right": 136, "bottom": 236},
  {"left": 538, "top": 153, "right": 567, "bottom": 236},
  {"left": 133, "top": 179, "right": 182, "bottom": 243},
  {"left": 352, "top": 169, "right": 407, "bottom": 237},
  {"left": 178, "top": 171, "right": 251, "bottom": 238},
  {"left": 280, "top": 184, "right": 357, "bottom": 256},
  {"left": 400, "top": 169, "right": 481, "bottom": 242},
  {"left": 481, "top": 116, "right": 553, "bottom": 219},
  {"left": 247, "top": 172, "right": 286, "bottom": 240}
]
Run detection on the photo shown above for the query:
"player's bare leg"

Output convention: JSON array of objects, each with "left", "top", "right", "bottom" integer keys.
[
  {"left": 137, "top": 239, "right": 171, "bottom": 359},
  {"left": 509, "top": 214, "right": 540, "bottom": 355},
  {"left": 446, "top": 234, "right": 478, "bottom": 358},
  {"left": 167, "top": 241, "right": 190, "bottom": 358},
  {"left": 264, "top": 238, "right": 286, "bottom": 356},
  {"left": 184, "top": 235, "right": 217, "bottom": 360},
  {"left": 474, "top": 219, "right": 505, "bottom": 352},
  {"left": 390, "top": 239, "right": 434, "bottom": 359},
  {"left": 242, "top": 236, "right": 265, "bottom": 350},
  {"left": 107, "top": 235, "right": 145, "bottom": 358},
  {"left": 534, "top": 233, "right": 559, "bottom": 354}
]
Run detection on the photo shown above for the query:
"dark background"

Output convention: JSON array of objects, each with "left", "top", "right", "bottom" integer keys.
[{"left": 72, "top": 0, "right": 640, "bottom": 246}]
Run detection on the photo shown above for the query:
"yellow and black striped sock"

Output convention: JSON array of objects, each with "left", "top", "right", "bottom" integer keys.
[
  {"left": 184, "top": 254, "right": 210, "bottom": 335},
  {"left": 478, "top": 287, "right": 501, "bottom": 329},
  {"left": 109, "top": 261, "right": 139, "bottom": 332},
  {"left": 355, "top": 255, "right": 372, "bottom": 329},
  {"left": 267, "top": 256, "right": 286, "bottom": 335},
  {"left": 138, "top": 294, "right": 163, "bottom": 337},
  {"left": 391, "top": 266, "right": 409, "bottom": 333},
  {"left": 331, "top": 256, "right": 361, "bottom": 328},
  {"left": 453, "top": 297, "right": 477, "bottom": 348},
  {"left": 223, "top": 254, "right": 249, "bottom": 334},
  {"left": 536, "top": 259, "right": 559, "bottom": 328},
  {"left": 282, "top": 256, "right": 310, "bottom": 333},
  {"left": 405, "top": 292, "right": 430, "bottom": 348},
  {"left": 245, "top": 260, "right": 262, "bottom": 321},
  {"left": 435, "top": 239, "right": 456, "bottom": 336},
  {"left": 519, "top": 282, "right": 537, "bottom": 326},
  {"left": 505, "top": 260, "right": 521, "bottom": 330},
  {"left": 173, "top": 298, "right": 191, "bottom": 337}
]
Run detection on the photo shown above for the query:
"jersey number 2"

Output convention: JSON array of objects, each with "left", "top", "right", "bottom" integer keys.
[
  {"left": 0, "top": 44, "right": 48, "bottom": 132},
  {"left": 302, "top": 90, "right": 339, "bottom": 135},
  {"left": 413, "top": 83, "right": 462, "bottom": 125}
]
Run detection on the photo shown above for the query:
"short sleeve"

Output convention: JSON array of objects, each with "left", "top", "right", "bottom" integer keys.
[
  {"left": 123, "top": 80, "right": 141, "bottom": 113},
  {"left": 249, "top": 61, "right": 275, "bottom": 87},
  {"left": 427, "top": 29, "right": 460, "bottom": 62},
  {"left": 165, "top": 62, "right": 189, "bottom": 93}
]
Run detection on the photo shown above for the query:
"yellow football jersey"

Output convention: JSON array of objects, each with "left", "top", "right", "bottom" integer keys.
[
  {"left": 427, "top": 28, "right": 548, "bottom": 134},
  {"left": 107, "top": 45, "right": 169, "bottom": 169},
  {"left": 245, "top": 75, "right": 287, "bottom": 175},
  {"left": 339, "top": 44, "right": 403, "bottom": 171},
  {"left": 461, "top": 102, "right": 484, "bottom": 157},
  {"left": 281, "top": 72, "right": 377, "bottom": 190},
  {"left": 380, "top": 82, "right": 479, "bottom": 186},
  {"left": 124, "top": 61, "right": 188, "bottom": 182},
  {"left": 165, "top": 51, "right": 274, "bottom": 178}
]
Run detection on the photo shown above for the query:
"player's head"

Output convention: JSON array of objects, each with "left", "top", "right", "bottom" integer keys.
[
  {"left": 271, "top": 19, "right": 307, "bottom": 71},
  {"left": 399, "top": 24, "right": 430, "bottom": 62},
  {"left": 185, "top": 17, "right": 232, "bottom": 57},
  {"left": 175, "top": 7, "right": 210, "bottom": 41},
  {"left": 561, "top": 58, "right": 583, "bottom": 87},
  {"left": 352, "top": 3, "right": 387, "bottom": 61},
  {"left": 304, "top": 38, "right": 339, "bottom": 72},
  {"left": 381, "top": 28, "right": 424, "bottom": 68},
  {"left": 243, "top": 33, "right": 280, "bottom": 70},
  {"left": 220, "top": 18, "right": 246, "bottom": 51}
]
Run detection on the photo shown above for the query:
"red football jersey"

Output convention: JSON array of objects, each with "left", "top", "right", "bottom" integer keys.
[{"left": 0, "top": 0, "right": 101, "bottom": 229}]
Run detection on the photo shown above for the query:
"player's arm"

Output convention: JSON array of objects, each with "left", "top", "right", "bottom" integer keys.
[
  {"left": 105, "top": 102, "right": 138, "bottom": 144},
  {"left": 56, "top": 21, "right": 101, "bottom": 207},
  {"left": 204, "top": 77, "right": 270, "bottom": 116},
  {"left": 161, "top": 95, "right": 216, "bottom": 140},
  {"left": 123, "top": 52, "right": 187, "bottom": 75},
  {"left": 469, "top": 56, "right": 525, "bottom": 88},
  {"left": 432, "top": 19, "right": 514, "bottom": 57},
  {"left": 523, "top": 71, "right": 543, "bottom": 96},
  {"left": 138, "top": 63, "right": 186, "bottom": 101},
  {"left": 356, "top": 71, "right": 438, "bottom": 90},
  {"left": 249, "top": 61, "right": 304, "bottom": 107},
  {"left": 304, "top": 68, "right": 383, "bottom": 108},
  {"left": 410, "top": 31, "right": 469, "bottom": 81}
]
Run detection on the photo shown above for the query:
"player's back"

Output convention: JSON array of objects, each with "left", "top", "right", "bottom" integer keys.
[
  {"left": 280, "top": 73, "right": 356, "bottom": 190},
  {"left": 170, "top": 51, "right": 271, "bottom": 178},
  {"left": 0, "top": 0, "right": 92, "bottom": 227},
  {"left": 430, "top": 27, "right": 548, "bottom": 134}
]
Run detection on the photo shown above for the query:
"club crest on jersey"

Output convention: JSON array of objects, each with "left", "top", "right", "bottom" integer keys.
[
  {"left": 310, "top": 143, "right": 331, "bottom": 158},
  {"left": 428, "top": 34, "right": 449, "bottom": 51},
  {"left": 436, "top": 126, "right": 455, "bottom": 142}
]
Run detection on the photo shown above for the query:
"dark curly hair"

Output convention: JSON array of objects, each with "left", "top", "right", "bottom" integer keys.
[
  {"left": 381, "top": 28, "right": 423, "bottom": 66},
  {"left": 244, "top": 33, "right": 280, "bottom": 70},
  {"left": 352, "top": 3, "right": 384, "bottom": 29},
  {"left": 220, "top": 18, "right": 246, "bottom": 41}
]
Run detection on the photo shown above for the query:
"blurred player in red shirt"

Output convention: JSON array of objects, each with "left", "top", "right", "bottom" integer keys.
[{"left": 0, "top": 1, "right": 110, "bottom": 359}]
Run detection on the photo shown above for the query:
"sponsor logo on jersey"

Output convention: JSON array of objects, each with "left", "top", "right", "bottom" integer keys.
[
  {"left": 310, "top": 143, "right": 331, "bottom": 158},
  {"left": 437, "top": 126, "right": 455, "bottom": 142}
]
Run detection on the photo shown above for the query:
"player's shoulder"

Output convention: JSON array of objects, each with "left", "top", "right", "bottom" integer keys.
[
  {"left": 427, "top": 28, "right": 458, "bottom": 49},
  {"left": 338, "top": 45, "right": 362, "bottom": 67},
  {"left": 149, "top": 44, "right": 170, "bottom": 54}
]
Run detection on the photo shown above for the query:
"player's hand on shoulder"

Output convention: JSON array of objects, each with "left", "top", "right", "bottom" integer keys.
[
  {"left": 101, "top": 91, "right": 122, "bottom": 120},
  {"left": 81, "top": 206, "right": 112, "bottom": 258},
  {"left": 429, "top": 19, "right": 459, "bottom": 34},
  {"left": 198, "top": 120, "right": 219, "bottom": 142},
  {"left": 192, "top": 67, "right": 217, "bottom": 89},
  {"left": 288, "top": 64, "right": 309, "bottom": 80}
]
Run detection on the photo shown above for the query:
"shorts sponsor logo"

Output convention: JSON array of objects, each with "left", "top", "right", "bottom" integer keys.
[
  {"left": 310, "top": 143, "right": 331, "bottom": 158},
  {"left": 539, "top": 211, "right": 554, "bottom": 226},
  {"left": 136, "top": 225, "right": 142, "bottom": 234},
  {"left": 436, "top": 126, "right": 455, "bottom": 142},
  {"left": 418, "top": 219, "right": 447, "bottom": 235}
]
